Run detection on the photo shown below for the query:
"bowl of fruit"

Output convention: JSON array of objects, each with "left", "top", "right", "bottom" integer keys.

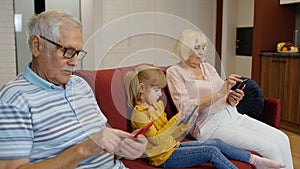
[{"left": 277, "top": 42, "right": 299, "bottom": 52}]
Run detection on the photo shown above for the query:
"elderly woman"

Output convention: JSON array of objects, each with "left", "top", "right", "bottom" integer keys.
[{"left": 166, "top": 29, "right": 293, "bottom": 169}]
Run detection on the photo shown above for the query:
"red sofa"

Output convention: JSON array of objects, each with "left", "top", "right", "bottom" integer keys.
[{"left": 74, "top": 64, "right": 281, "bottom": 169}]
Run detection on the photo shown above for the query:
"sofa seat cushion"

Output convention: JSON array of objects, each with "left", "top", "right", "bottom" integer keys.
[
  {"left": 74, "top": 65, "right": 268, "bottom": 169},
  {"left": 122, "top": 158, "right": 256, "bottom": 169}
]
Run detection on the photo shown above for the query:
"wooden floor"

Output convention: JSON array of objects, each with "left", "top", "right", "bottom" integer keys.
[{"left": 282, "top": 129, "right": 300, "bottom": 169}]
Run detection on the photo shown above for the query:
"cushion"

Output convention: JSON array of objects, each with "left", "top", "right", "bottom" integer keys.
[{"left": 232, "top": 77, "right": 264, "bottom": 119}]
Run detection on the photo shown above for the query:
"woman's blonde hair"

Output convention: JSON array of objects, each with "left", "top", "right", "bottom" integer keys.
[
  {"left": 173, "top": 29, "right": 208, "bottom": 61},
  {"left": 124, "top": 65, "right": 167, "bottom": 108}
]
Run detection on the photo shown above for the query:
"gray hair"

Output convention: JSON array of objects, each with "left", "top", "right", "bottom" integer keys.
[
  {"left": 173, "top": 29, "right": 208, "bottom": 61},
  {"left": 27, "top": 10, "right": 82, "bottom": 48}
]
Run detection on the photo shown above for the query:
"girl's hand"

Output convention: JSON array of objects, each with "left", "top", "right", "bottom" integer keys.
[
  {"left": 177, "top": 105, "right": 198, "bottom": 125},
  {"left": 177, "top": 111, "right": 186, "bottom": 121}
]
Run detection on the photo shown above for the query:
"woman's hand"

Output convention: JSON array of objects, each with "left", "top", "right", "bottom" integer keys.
[
  {"left": 224, "top": 74, "right": 244, "bottom": 106},
  {"left": 220, "top": 74, "right": 241, "bottom": 92},
  {"left": 217, "top": 74, "right": 243, "bottom": 104},
  {"left": 227, "top": 89, "right": 245, "bottom": 106},
  {"left": 226, "top": 74, "right": 243, "bottom": 89}
]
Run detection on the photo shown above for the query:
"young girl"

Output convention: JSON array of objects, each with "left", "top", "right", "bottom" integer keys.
[{"left": 124, "top": 64, "right": 285, "bottom": 169}]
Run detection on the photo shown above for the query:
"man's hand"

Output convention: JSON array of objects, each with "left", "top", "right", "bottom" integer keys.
[
  {"left": 90, "top": 126, "right": 129, "bottom": 153},
  {"left": 89, "top": 126, "right": 147, "bottom": 160},
  {"left": 116, "top": 134, "right": 148, "bottom": 160}
]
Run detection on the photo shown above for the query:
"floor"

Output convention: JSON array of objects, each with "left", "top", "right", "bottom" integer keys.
[{"left": 282, "top": 129, "right": 300, "bottom": 169}]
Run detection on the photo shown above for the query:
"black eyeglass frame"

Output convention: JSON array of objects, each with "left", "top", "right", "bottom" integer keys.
[{"left": 39, "top": 35, "right": 87, "bottom": 60}]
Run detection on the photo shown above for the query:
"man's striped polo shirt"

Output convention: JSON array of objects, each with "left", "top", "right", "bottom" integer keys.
[{"left": 0, "top": 63, "right": 126, "bottom": 169}]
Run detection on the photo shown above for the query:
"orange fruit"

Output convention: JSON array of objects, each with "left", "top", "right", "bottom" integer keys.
[{"left": 282, "top": 47, "right": 288, "bottom": 51}]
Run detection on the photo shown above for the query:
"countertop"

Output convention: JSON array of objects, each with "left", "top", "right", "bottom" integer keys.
[{"left": 260, "top": 51, "right": 300, "bottom": 58}]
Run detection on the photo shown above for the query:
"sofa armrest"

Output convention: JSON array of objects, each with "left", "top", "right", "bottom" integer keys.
[{"left": 259, "top": 97, "right": 281, "bottom": 129}]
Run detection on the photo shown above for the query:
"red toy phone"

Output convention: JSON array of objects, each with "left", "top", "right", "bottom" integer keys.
[
  {"left": 133, "top": 122, "right": 153, "bottom": 138},
  {"left": 236, "top": 79, "right": 248, "bottom": 90}
]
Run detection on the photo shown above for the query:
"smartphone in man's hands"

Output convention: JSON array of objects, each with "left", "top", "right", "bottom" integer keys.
[{"left": 133, "top": 122, "right": 153, "bottom": 138}]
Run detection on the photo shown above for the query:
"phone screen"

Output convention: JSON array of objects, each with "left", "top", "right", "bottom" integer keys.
[
  {"left": 236, "top": 79, "right": 248, "bottom": 90},
  {"left": 177, "top": 105, "right": 198, "bottom": 126},
  {"left": 133, "top": 122, "right": 153, "bottom": 138}
]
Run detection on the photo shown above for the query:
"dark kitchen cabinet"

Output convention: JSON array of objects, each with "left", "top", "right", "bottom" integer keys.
[{"left": 260, "top": 53, "right": 300, "bottom": 134}]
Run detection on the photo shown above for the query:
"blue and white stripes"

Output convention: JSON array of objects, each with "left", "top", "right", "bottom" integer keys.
[
  {"left": 0, "top": 102, "right": 33, "bottom": 159},
  {"left": 0, "top": 63, "right": 124, "bottom": 168}
]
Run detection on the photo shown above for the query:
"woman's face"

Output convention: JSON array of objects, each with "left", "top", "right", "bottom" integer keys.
[{"left": 185, "top": 43, "right": 207, "bottom": 68}]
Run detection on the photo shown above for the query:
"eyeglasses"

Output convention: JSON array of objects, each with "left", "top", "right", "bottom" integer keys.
[{"left": 40, "top": 35, "right": 87, "bottom": 60}]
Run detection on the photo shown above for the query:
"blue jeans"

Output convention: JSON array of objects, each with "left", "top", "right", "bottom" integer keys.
[{"left": 158, "top": 139, "right": 251, "bottom": 169}]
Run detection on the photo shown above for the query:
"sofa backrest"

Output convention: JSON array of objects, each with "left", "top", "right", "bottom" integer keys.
[{"left": 74, "top": 64, "right": 178, "bottom": 132}]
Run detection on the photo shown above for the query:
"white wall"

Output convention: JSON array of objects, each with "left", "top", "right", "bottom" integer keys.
[
  {"left": 236, "top": 55, "right": 252, "bottom": 78},
  {"left": 14, "top": 0, "right": 81, "bottom": 73},
  {"left": 81, "top": 1, "right": 96, "bottom": 69},
  {"left": 46, "top": 0, "right": 80, "bottom": 19},
  {"left": 8, "top": 0, "right": 253, "bottom": 82},
  {"left": 235, "top": 0, "right": 254, "bottom": 78},
  {"left": 0, "top": 0, "right": 17, "bottom": 86},
  {"left": 221, "top": 0, "right": 238, "bottom": 78},
  {"left": 80, "top": 0, "right": 217, "bottom": 70},
  {"left": 237, "top": 0, "right": 254, "bottom": 27},
  {"left": 221, "top": 0, "right": 254, "bottom": 78},
  {"left": 14, "top": 0, "right": 34, "bottom": 74}
]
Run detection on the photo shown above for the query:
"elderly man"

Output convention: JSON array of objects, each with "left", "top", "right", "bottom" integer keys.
[{"left": 0, "top": 10, "right": 147, "bottom": 169}]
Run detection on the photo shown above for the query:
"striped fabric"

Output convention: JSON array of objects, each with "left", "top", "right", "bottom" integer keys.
[{"left": 0, "top": 63, "right": 126, "bottom": 169}]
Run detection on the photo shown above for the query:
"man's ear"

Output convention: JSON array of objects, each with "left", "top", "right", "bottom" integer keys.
[
  {"left": 30, "top": 35, "right": 41, "bottom": 57},
  {"left": 139, "top": 83, "right": 145, "bottom": 93}
]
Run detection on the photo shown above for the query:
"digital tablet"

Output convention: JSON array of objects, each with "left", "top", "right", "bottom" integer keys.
[{"left": 177, "top": 105, "right": 198, "bottom": 126}]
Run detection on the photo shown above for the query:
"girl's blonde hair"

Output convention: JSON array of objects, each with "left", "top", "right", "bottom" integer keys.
[
  {"left": 173, "top": 29, "right": 208, "bottom": 61},
  {"left": 124, "top": 65, "right": 167, "bottom": 108}
]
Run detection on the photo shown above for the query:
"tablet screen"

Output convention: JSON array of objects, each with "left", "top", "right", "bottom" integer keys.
[{"left": 177, "top": 105, "right": 198, "bottom": 125}]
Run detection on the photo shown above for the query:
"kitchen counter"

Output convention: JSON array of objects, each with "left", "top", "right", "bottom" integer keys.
[
  {"left": 260, "top": 52, "right": 300, "bottom": 134},
  {"left": 260, "top": 51, "right": 300, "bottom": 58}
]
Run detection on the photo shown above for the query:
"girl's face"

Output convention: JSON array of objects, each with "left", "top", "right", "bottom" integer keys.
[
  {"left": 143, "top": 85, "right": 162, "bottom": 105},
  {"left": 185, "top": 43, "right": 207, "bottom": 68}
]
